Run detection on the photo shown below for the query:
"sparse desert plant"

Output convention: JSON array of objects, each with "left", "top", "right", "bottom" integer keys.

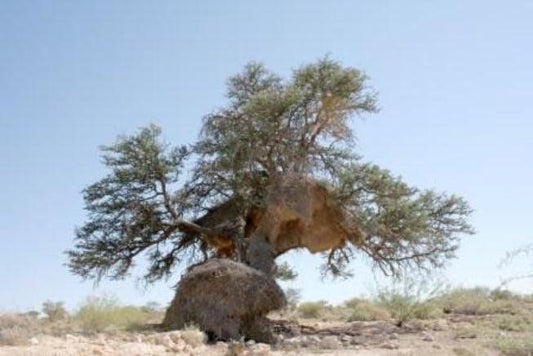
[
  {"left": 496, "top": 315, "right": 527, "bottom": 332},
  {"left": 375, "top": 274, "right": 445, "bottom": 325},
  {"left": 490, "top": 335, "right": 533, "bottom": 356},
  {"left": 454, "top": 326, "right": 478, "bottom": 339},
  {"left": 179, "top": 325, "right": 207, "bottom": 347},
  {"left": 0, "top": 313, "right": 39, "bottom": 346},
  {"left": 297, "top": 301, "right": 328, "bottom": 319},
  {"left": 42, "top": 300, "right": 68, "bottom": 322},
  {"left": 74, "top": 295, "right": 150, "bottom": 334},
  {"left": 490, "top": 288, "right": 518, "bottom": 301},
  {"left": 377, "top": 290, "right": 416, "bottom": 325},
  {"left": 345, "top": 299, "right": 390, "bottom": 321},
  {"left": 411, "top": 300, "right": 444, "bottom": 319},
  {"left": 499, "top": 243, "right": 533, "bottom": 289},
  {"left": 284, "top": 288, "right": 301, "bottom": 311},
  {"left": 435, "top": 287, "right": 522, "bottom": 315},
  {"left": 436, "top": 287, "right": 491, "bottom": 315}
]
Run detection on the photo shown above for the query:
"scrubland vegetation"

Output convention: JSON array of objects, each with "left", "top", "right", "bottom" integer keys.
[
  {"left": 286, "top": 286, "right": 533, "bottom": 355},
  {"left": 1, "top": 285, "right": 532, "bottom": 355},
  {"left": 0, "top": 296, "right": 164, "bottom": 346}
]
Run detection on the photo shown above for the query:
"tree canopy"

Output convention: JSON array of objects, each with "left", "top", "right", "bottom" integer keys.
[{"left": 67, "top": 57, "right": 473, "bottom": 284}]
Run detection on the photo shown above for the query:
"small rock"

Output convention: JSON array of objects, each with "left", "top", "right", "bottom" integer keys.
[
  {"left": 213, "top": 341, "right": 228, "bottom": 353},
  {"left": 380, "top": 342, "right": 399, "bottom": 350},
  {"left": 433, "top": 344, "right": 442, "bottom": 349},
  {"left": 170, "top": 339, "right": 186, "bottom": 352},
  {"left": 320, "top": 335, "right": 342, "bottom": 349},
  {"left": 245, "top": 339, "right": 256, "bottom": 346},
  {"left": 65, "top": 334, "right": 77, "bottom": 342},
  {"left": 168, "top": 331, "right": 182, "bottom": 343},
  {"left": 228, "top": 341, "right": 246, "bottom": 355},
  {"left": 249, "top": 343, "right": 271, "bottom": 356},
  {"left": 183, "top": 344, "right": 194, "bottom": 353},
  {"left": 308, "top": 335, "right": 321, "bottom": 345},
  {"left": 29, "top": 337, "right": 39, "bottom": 345},
  {"left": 389, "top": 332, "right": 399, "bottom": 340},
  {"left": 283, "top": 337, "right": 300, "bottom": 349},
  {"left": 422, "top": 332, "right": 434, "bottom": 342},
  {"left": 340, "top": 334, "right": 352, "bottom": 344}
]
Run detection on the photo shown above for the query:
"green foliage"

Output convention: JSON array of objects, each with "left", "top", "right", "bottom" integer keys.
[
  {"left": 490, "top": 335, "right": 533, "bottom": 356},
  {"left": 490, "top": 289, "right": 519, "bottom": 301},
  {"left": 436, "top": 287, "right": 493, "bottom": 315},
  {"left": 297, "top": 301, "right": 328, "bottom": 319},
  {"left": 344, "top": 299, "right": 390, "bottom": 321},
  {"left": 74, "top": 296, "right": 153, "bottom": 334},
  {"left": 433, "top": 287, "right": 525, "bottom": 316},
  {"left": 496, "top": 315, "right": 528, "bottom": 332},
  {"left": 67, "top": 57, "right": 473, "bottom": 284},
  {"left": 42, "top": 300, "right": 68, "bottom": 322},
  {"left": 273, "top": 262, "right": 298, "bottom": 281},
  {"left": 374, "top": 275, "right": 446, "bottom": 325}
]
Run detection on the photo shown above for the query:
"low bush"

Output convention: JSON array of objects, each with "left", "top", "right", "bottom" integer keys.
[
  {"left": 179, "top": 325, "right": 207, "bottom": 347},
  {"left": 344, "top": 299, "right": 390, "bottom": 321},
  {"left": 74, "top": 295, "right": 154, "bottom": 334},
  {"left": 490, "top": 335, "right": 533, "bottom": 356},
  {"left": 42, "top": 300, "right": 68, "bottom": 322},
  {"left": 435, "top": 287, "right": 524, "bottom": 315},
  {"left": 297, "top": 301, "right": 328, "bottom": 319},
  {"left": 0, "top": 313, "right": 39, "bottom": 346},
  {"left": 436, "top": 287, "right": 492, "bottom": 315}
]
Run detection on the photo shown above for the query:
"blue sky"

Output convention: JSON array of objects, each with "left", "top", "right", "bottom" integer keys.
[{"left": 1, "top": 1, "right": 532, "bottom": 312}]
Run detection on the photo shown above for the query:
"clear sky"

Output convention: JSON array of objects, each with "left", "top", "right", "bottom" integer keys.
[{"left": 1, "top": 1, "right": 532, "bottom": 312}]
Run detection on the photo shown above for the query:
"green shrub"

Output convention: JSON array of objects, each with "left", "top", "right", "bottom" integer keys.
[
  {"left": 376, "top": 291, "right": 417, "bottom": 324},
  {"left": 412, "top": 300, "right": 444, "bottom": 319},
  {"left": 74, "top": 296, "right": 150, "bottom": 334},
  {"left": 346, "top": 300, "right": 390, "bottom": 321},
  {"left": 373, "top": 274, "right": 447, "bottom": 325},
  {"left": 496, "top": 315, "right": 526, "bottom": 332},
  {"left": 490, "top": 335, "right": 533, "bottom": 356},
  {"left": 297, "top": 301, "right": 328, "bottom": 319},
  {"left": 490, "top": 289, "right": 518, "bottom": 301},
  {"left": 436, "top": 287, "right": 523, "bottom": 315},
  {"left": 436, "top": 287, "right": 491, "bottom": 315}
]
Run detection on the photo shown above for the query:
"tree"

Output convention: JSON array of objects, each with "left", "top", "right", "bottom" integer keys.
[
  {"left": 42, "top": 300, "right": 68, "bottom": 322},
  {"left": 67, "top": 57, "right": 473, "bottom": 287}
]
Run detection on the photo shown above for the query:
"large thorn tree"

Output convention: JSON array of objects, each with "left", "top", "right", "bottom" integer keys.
[{"left": 67, "top": 58, "right": 473, "bottom": 285}]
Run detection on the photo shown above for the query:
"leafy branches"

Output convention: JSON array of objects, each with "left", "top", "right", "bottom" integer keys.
[{"left": 67, "top": 57, "right": 473, "bottom": 284}]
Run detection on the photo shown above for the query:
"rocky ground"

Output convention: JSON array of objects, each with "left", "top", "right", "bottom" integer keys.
[{"left": 1, "top": 314, "right": 530, "bottom": 356}]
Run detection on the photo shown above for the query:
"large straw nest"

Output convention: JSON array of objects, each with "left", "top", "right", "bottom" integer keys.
[{"left": 162, "top": 258, "right": 286, "bottom": 342}]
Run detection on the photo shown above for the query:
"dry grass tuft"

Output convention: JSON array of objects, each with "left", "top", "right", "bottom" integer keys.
[{"left": 0, "top": 313, "right": 39, "bottom": 346}]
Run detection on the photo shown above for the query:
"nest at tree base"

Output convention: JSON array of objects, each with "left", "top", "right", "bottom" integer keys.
[{"left": 162, "top": 259, "right": 286, "bottom": 343}]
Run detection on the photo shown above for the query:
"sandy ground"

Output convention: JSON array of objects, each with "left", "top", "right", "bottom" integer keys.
[{"left": 1, "top": 315, "right": 521, "bottom": 356}]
